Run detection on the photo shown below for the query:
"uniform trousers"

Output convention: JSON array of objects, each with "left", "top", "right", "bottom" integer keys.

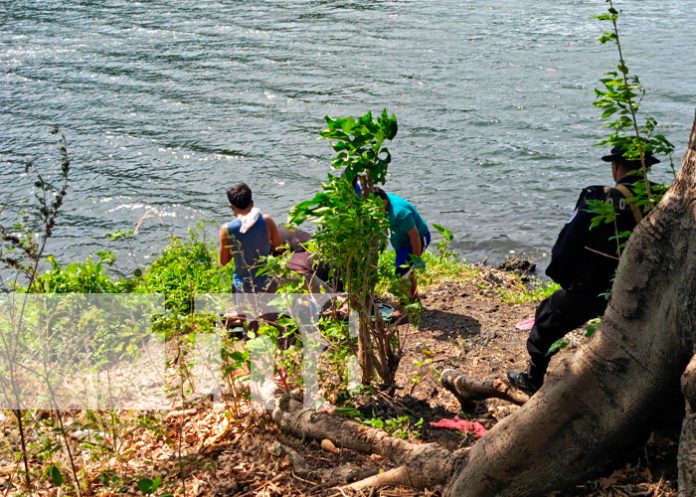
[{"left": 527, "top": 286, "right": 609, "bottom": 381}]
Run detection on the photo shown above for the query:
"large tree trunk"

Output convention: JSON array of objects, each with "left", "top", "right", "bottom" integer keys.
[{"left": 445, "top": 112, "right": 696, "bottom": 496}]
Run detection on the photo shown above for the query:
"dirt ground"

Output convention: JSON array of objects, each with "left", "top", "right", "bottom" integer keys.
[
  {"left": 0, "top": 267, "right": 680, "bottom": 497},
  {"left": 176, "top": 267, "right": 679, "bottom": 497}
]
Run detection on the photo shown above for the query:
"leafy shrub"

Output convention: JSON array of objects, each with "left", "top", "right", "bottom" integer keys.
[
  {"left": 135, "top": 224, "right": 234, "bottom": 315},
  {"left": 289, "top": 109, "right": 401, "bottom": 386},
  {"left": 30, "top": 252, "right": 128, "bottom": 293}
]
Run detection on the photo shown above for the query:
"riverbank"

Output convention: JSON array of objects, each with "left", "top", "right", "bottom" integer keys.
[{"left": 0, "top": 260, "right": 679, "bottom": 497}]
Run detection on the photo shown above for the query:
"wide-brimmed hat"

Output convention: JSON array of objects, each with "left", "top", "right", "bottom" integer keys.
[{"left": 601, "top": 145, "right": 660, "bottom": 165}]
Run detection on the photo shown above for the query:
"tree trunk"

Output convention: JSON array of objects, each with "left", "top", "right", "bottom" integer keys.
[{"left": 445, "top": 111, "right": 696, "bottom": 496}]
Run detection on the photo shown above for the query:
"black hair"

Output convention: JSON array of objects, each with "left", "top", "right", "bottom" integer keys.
[
  {"left": 227, "top": 183, "right": 253, "bottom": 209},
  {"left": 372, "top": 187, "right": 388, "bottom": 202}
]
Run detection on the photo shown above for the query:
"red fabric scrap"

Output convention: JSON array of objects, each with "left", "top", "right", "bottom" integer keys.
[{"left": 429, "top": 415, "right": 488, "bottom": 438}]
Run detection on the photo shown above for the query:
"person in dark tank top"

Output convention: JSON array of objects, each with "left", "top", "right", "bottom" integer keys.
[{"left": 219, "top": 183, "right": 281, "bottom": 293}]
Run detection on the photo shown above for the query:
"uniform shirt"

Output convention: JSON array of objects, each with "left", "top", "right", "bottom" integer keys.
[
  {"left": 386, "top": 193, "right": 430, "bottom": 250},
  {"left": 545, "top": 175, "right": 650, "bottom": 292}
]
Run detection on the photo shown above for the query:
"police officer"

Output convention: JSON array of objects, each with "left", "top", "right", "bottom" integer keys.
[{"left": 506, "top": 146, "right": 661, "bottom": 394}]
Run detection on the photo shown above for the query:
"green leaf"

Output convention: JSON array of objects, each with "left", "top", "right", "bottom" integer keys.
[
  {"left": 608, "top": 230, "right": 632, "bottom": 242},
  {"left": 340, "top": 117, "right": 357, "bottom": 134},
  {"left": 228, "top": 351, "right": 246, "bottom": 363},
  {"left": 47, "top": 464, "right": 64, "bottom": 486},
  {"left": 432, "top": 223, "right": 454, "bottom": 241},
  {"left": 362, "top": 417, "right": 384, "bottom": 429},
  {"left": 592, "top": 13, "right": 617, "bottom": 21},
  {"left": 585, "top": 318, "right": 602, "bottom": 337},
  {"left": 547, "top": 339, "right": 568, "bottom": 355},
  {"left": 358, "top": 112, "right": 374, "bottom": 126},
  {"left": 137, "top": 478, "right": 152, "bottom": 494},
  {"left": 598, "top": 31, "right": 617, "bottom": 44},
  {"left": 335, "top": 406, "right": 362, "bottom": 418},
  {"left": 600, "top": 107, "right": 618, "bottom": 119},
  {"left": 105, "top": 229, "right": 135, "bottom": 240},
  {"left": 137, "top": 476, "right": 162, "bottom": 494}
]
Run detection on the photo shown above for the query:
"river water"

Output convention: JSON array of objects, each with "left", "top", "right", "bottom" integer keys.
[{"left": 1, "top": 0, "right": 694, "bottom": 273}]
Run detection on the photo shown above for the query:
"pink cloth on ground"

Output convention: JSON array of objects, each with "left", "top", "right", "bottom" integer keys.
[
  {"left": 429, "top": 416, "right": 488, "bottom": 438},
  {"left": 515, "top": 317, "right": 536, "bottom": 331}
]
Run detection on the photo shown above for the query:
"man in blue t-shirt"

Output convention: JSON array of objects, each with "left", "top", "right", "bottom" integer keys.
[{"left": 373, "top": 188, "right": 431, "bottom": 300}]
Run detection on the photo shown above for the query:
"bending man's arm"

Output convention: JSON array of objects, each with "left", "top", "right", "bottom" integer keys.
[
  {"left": 264, "top": 214, "right": 281, "bottom": 252},
  {"left": 408, "top": 226, "right": 422, "bottom": 258},
  {"left": 219, "top": 226, "right": 231, "bottom": 266}
]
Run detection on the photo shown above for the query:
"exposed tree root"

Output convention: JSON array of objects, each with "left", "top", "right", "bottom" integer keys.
[
  {"left": 271, "top": 395, "right": 468, "bottom": 491},
  {"left": 342, "top": 466, "right": 411, "bottom": 492},
  {"left": 440, "top": 368, "right": 529, "bottom": 407}
]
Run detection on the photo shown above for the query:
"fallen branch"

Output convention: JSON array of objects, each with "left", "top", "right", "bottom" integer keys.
[{"left": 440, "top": 369, "right": 529, "bottom": 408}]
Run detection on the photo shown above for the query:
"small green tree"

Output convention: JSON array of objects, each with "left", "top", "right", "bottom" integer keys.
[
  {"left": 290, "top": 109, "right": 400, "bottom": 385},
  {"left": 544, "top": 3, "right": 675, "bottom": 357},
  {"left": 590, "top": 0, "right": 675, "bottom": 256},
  {"left": 593, "top": 0, "right": 674, "bottom": 205}
]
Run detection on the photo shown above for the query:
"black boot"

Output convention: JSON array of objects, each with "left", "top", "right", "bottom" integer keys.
[{"left": 506, "top": 367, "right": 543, "bottom": 394}]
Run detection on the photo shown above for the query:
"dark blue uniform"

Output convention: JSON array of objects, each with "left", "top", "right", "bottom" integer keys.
[{"left": 524, "top": 175, "right": 649, "bottom": 386}]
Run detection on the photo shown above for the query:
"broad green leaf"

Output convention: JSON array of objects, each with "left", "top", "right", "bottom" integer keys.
[
  {"left": 137, "top": 478, "right": 151, "bottom": 494},
  {"left": 592, "top": 13, "right": 617, "bottom": 21},
  {"left": 547, "top": 339, "right": 568, "bottom": 355},
  {"left": 47, "top": 464, "right": 64, "bottom": 486},
  {"left": 335, "top": 406, "right": 362, "bottom": 418}
]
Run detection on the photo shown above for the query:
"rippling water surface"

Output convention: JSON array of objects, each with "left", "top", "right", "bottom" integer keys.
[{"left": 2, "top": 0, "right": 694, "bottom": 271}]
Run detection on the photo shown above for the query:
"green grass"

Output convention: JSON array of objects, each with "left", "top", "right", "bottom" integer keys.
[
  {"left": 375, "top": 249, "right": 481, "bottom": 297},
  {"left": 376, "top": 246, "right": 557, "bottom": 305},
  {"left": 495, "top": 277, "right": 559, "bottom": 304},
  {"left": 419, "top": 250, "right": 480, "bottom": 288}
]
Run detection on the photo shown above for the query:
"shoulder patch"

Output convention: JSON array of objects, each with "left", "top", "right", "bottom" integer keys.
[{"left": 581, "top": 185, "right": 607, "bottom": 200}]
